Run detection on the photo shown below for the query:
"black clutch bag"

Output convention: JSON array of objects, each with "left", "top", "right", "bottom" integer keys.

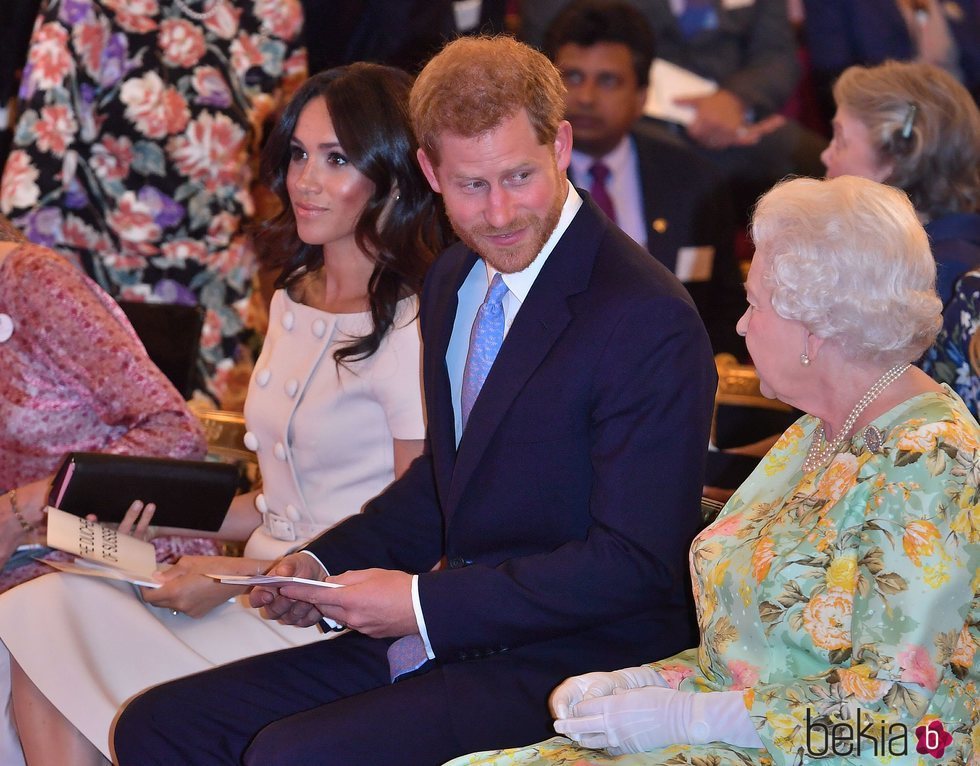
[
  {"left": 47, "top": 453, "right": 238, "bottom": 531},
  {"left": 117, "top": 301, "right": 204, "bottom": 400}
]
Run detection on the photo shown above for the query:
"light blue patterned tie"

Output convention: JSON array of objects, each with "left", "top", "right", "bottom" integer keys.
[{"left": 461, "top": 273, "right": 508, "bottom": 428}]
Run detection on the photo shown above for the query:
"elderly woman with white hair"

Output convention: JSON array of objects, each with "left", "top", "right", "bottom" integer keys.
[{"left": 447, "top": 175, "right": 980, "bottom": 766}]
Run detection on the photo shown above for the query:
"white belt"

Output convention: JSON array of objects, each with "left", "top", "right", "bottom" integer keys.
[{"left": 261, "top": 513, "right": 325, "bottom": 543}]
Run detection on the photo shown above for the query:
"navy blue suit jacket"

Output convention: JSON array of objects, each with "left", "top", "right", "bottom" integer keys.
[
  {"left": 305, "top": 194, "right": 716, "bottom": 740},
  {"left": 570, "top": 130, "right": 745, "bottom": 356}
]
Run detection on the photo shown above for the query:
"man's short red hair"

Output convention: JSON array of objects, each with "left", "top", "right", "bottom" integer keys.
[{"left": 410, "top": 35, "right": 567, "bottom": 164}]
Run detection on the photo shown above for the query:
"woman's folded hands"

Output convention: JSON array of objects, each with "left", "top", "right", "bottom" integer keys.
[{"left": 551, "top": 667, "right": 763, "bottom": 755}]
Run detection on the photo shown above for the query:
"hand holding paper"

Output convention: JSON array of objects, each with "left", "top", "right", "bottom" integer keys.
[
  {"left": 676, "top": 89, "right": 745, "bottom": 146},
  {"left": 45, "top": 506, "right": 159, "bottom": 586},
  {"left": 276, "top": 568, "right": 418, "bottom": 639},
  {"left": 642, "top": 58, "right": 716, "bottom": 126},
  {"left": 248, "top": 552, "right": 331, "bottom": 627},
  {"left": 642, "top": 59, "right": 784, "bottom": 148},
  {"left": 142, "top": 555, "right": 266, "bottom": 618}
]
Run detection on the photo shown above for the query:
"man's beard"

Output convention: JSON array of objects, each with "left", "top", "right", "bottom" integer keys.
[{"left": 451, "top": 180, "right": 565, "bottom": 274}]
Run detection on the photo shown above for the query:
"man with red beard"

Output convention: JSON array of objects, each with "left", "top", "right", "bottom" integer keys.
[{"left": 114, "top": 35, "right": 716, "bottom": 766}]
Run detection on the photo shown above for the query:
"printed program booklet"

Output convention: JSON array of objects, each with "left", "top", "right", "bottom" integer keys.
[
  {"left": 206, "top": 574, "right": 344, "bottom": 588},
  {"left": 44, "top": 506, "right": 161, "bottom": 587}
]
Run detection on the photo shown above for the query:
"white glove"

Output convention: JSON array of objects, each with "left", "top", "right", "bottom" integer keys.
[
  {"left": 549, "top": 666, "right": 668, "bottom": 720},
  {"left": 553, "top": 686, "right": 763, "bottom": 755}
]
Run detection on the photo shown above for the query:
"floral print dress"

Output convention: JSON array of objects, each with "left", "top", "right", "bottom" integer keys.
[
  {"left": 449, "top": 387, "right": 980, "bottom": 766},
  {"left": 921, "top": 271, "right": 980, "bottom": 421},
  {"left": 0, "top": 0, "right": 306, "bottom": 404}
]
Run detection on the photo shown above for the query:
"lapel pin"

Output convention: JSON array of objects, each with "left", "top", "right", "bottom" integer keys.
[
  {"left": 943, "top": 1, "right": 964, "bottom": 21},
  {"left": 652, "top": 218, "right": 668, "bottom": 234}
]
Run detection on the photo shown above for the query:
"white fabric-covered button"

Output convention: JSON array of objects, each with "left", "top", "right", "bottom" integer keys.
[
  {"left": 312, "top": 318, "right": 327, "bottom": 338},
  {"left": 285, "top": 378, "right": 299, "bottom": 398},
  {"left": 256, "top": 368, "right": 271, "bottom": 387},
  {"left": 281, "top": 311, "right": 295, "bottom": 331},
  {"left": 254, "top": 493, "right": 269, "bottom": 513},
  {"left": 0, "top": 314, "right": 13, "bottom": 343},
  {"left": 284, "top": 504, "right": 300, "bottom": 521},
  {"left": 274, "top": 442, "right": 287, "bottom": 461},
  {"left": 243, "top": 431, "right": 259, "bottom": 451}
]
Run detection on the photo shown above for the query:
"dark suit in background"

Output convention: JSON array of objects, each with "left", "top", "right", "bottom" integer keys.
[
  {"left": 113, "top": 194, "right": 716, "bottom": 765},
  {"left": 301, "top": 0, "right": 456, "bottom": 74},
  {"left": 804, "top": 0, "right": 980, "bottom": 122},
  {"left": 524, "top": 0, "right": 799, "bottom": 114},
  {"left": 472, "top": 0, "right": 509, "bottom": 34},
  {"left": 526, "top": 0, "right": 827, "bottom": 220},
  {"left": 573, "top": 127, "right": 745, "bottom": 356}
]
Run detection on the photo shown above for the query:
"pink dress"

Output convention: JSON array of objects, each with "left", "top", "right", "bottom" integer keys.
[{"left": 0, "top": 243, "right": 208, "bottom": 590}]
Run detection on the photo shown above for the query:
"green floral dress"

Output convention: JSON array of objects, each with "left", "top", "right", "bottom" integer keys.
[{"left": 448, "top": 387, "right": 980, "bottom": 766}]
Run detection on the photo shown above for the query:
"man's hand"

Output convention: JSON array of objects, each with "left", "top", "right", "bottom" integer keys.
[
  {"left": 674, "top": 89, "right": 783, "bottom": 149},
  {"left": 278, "top": 568, "right": 418, "bottom": 638},
  {"left": 248, "top": 552, "right": 328, "bottom": 627},
  {"left": 899, "top": 0, "right": 957, "bottom": 71}
]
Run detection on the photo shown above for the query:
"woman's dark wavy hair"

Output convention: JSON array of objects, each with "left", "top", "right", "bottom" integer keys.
[{"left": 255, "top": 63, "right": 449, "bottom": 364}]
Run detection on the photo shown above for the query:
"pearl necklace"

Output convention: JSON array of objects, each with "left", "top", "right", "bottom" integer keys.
[
  {"left": 802, "top": 362, "right": 910, "bottom": 474},
  {"left": 173, "top": 0, "right": 220, "bottom": 21}
]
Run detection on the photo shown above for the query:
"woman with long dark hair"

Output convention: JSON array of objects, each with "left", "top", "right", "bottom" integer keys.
[{"left": 0, "top": 63, "right": 448, "bottom": 766}]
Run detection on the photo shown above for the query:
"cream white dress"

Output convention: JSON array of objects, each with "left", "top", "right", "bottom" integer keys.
[{"left": 0, "top": 290, "right": 424, "bottom": 759}]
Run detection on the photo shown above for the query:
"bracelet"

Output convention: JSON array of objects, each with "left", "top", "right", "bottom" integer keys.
[{"left": 7, "top": 490, "right": 36, "bottom": 534}]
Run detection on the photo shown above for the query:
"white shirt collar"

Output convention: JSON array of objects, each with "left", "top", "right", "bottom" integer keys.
[{"left": 570, "top": 134, "right": 633, "bottom": 187}]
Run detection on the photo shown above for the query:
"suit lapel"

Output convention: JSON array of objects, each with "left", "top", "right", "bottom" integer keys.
[
  {"left": 447, "top": 199, "right": 604, "bottom": 512},
  {"left": 634, "top": 135, "right": 680, "bottom": 274},
  {"left": 425, "top": 248, "right": 478, "bottom": 504}
]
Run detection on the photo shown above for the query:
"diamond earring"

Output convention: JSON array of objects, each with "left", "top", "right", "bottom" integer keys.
[{"left": 800, "top": 352, "right": 810, "bottom": 367}]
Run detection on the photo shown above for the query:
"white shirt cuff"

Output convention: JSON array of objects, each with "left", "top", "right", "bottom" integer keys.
[
  {"left": 295, "top": 550, "right": 344, "bottom": 631},
  {"left": 412, "top": 574, "right": 435, "bottom": 660}
]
